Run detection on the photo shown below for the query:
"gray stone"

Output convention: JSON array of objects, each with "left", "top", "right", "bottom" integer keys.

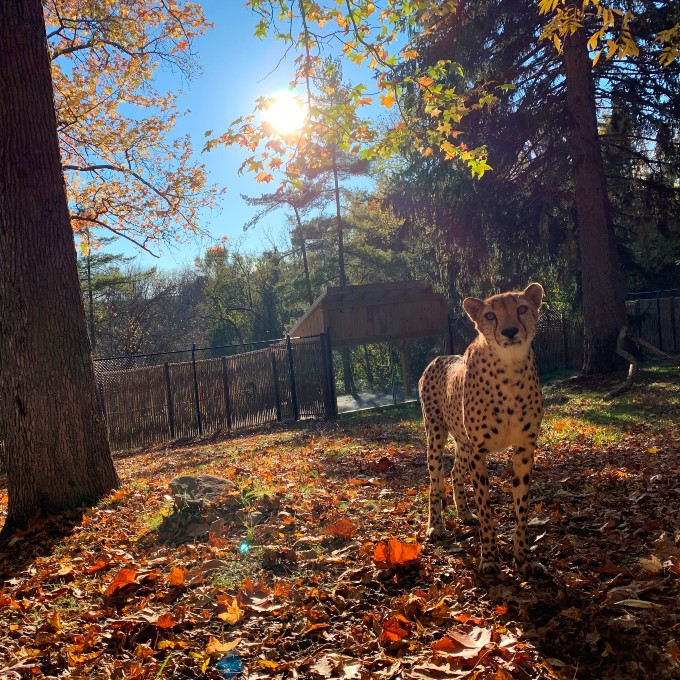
[{"left": 169, "top": 474, "right": 237, "bottom": 510}]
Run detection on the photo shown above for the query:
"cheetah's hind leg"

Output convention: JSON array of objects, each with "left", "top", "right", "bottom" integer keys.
[{"left": 452, "top": 440, "right": 478, "bottom": 526}]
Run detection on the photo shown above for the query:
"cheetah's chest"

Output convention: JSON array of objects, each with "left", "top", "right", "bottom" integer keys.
[{"left": 447, "top": 356, "right": 542, "bottom": 449}]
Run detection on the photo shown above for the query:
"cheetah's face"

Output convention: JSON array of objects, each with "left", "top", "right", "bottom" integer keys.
[{"left": 463, "top": 283, "right": 544, "bottom": 359}]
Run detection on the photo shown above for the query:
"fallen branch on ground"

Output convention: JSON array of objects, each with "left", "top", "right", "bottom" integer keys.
[{"left": 606, "top": 326, "right": 679, "bottom": 399}]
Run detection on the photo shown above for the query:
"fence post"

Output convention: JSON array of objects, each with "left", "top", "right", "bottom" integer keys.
[
  {"left": 191, "top": 343, "right": 203, "bottom": 436},
  {"left": 286, "top": 335, "right": 299, "bottom": 421},
  {"left": 221, "top": 356, "right": 233, "bottom": 431},
  {"left": 319, "top": 333, "right": 337, "bottom": 419},
  {"left": 271, "top": 350, "right": 282, "bottom": 421},
  {"left": 656, "top": 293, "right": 663, "bottom": 351},
  {"left": 97, "top": 379, "right": 107, "bottom": 420},
  {"left": 671, "top": 298, "right": 678, "bottom": 353},
  {"left": 164, "top": 362, "right": 175, "bottom": 439}
]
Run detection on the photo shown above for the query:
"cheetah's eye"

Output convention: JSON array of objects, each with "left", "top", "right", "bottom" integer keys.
[
  {"left": 517, "top": 305, "right": 528, "bottom": 314},
  {"left": 484, "top": 312, "right": 496, "bottom": 321}
]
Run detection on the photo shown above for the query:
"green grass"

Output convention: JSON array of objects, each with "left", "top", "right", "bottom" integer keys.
[{"left": 541, "top": 362, "right": 679, "bottom": 445}]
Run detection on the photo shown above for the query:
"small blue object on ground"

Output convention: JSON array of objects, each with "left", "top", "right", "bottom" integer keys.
[{"left": 216, "top": 654, "right": 243, "bottom": 678}]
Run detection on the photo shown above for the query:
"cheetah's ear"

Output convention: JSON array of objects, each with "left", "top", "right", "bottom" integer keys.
[
  {"left": 463, "top": 296, "right": 485, "bottom": 322},
  {"left": 523, "top": 282, "right": 544, "bottom": 310}
]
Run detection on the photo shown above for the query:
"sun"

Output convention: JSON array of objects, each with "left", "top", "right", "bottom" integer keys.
[{"left": 261, "top": 90, "right": 307, "bottom": 136}]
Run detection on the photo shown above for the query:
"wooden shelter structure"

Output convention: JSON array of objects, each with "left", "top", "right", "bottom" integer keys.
[{"left": 289, "top": 281, "right": 450, "bottom": 398}]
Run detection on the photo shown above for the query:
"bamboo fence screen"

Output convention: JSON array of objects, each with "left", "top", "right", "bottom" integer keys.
[{"left": 95, "top": 336, "right": 335, "bottom": 452}]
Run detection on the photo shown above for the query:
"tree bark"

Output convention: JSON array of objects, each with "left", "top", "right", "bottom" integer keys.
[
  {"left": 563, "top": 26, "right": 628, "bottom": 374},
  {"left": 0, "top": 0, "right": 119, "bottom": 534}
]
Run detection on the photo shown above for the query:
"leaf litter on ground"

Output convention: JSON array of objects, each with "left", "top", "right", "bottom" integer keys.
[{"left": 0, "top": 365, "right": 679, "bottom": 679}]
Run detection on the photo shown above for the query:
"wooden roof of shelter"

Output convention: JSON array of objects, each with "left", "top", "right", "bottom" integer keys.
[{"left": 289, "top": 280, "right": 450, "bottom": 347}]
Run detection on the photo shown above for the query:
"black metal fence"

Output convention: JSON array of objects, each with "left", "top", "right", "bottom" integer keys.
[{"left": 94, "top": 335, "right": 336, "bottom": 452}]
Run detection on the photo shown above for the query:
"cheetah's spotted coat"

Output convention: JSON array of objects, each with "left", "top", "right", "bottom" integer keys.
[{"left": 419, "top": 283, "right": 545, "bottom": 575}]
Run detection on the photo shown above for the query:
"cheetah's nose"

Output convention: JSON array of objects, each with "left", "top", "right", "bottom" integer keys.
[{"left": 501, "top": 326, "right": 519, "bottom": 339}]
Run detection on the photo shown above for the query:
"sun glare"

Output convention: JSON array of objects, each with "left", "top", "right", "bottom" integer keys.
[{"left": 261, "top": 91, "right": 307, "bottom": 136}]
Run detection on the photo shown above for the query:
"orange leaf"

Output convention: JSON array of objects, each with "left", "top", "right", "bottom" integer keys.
[
  {"left": 432, "top": 626, "right": 492, "bottom": 658},
  {"left": 168, "top": 566, "right": 186, "bottom": 586},
  {"left": 206, "top": 637, "right": 241, "bottom": 656},
  {"left": 155, "top": 612, "right": 177, "bottom": 629},
  {"left": 104, "top": 567, "right": 137, "bottom": 595},
  {"left": 324, "top": 518, "right": 356, "bottom": 539},
  {"left": 380, "top": 615, "right": 411, "bottom": 643},
  {"left": 495, "top": 603, "right": 508, "bottom": 616},
  {"left": 86, "top": 559, "right": 109, "bottom": 574},
  {"left": 373, "top": 537, "right": 422, "bottom": 568}
]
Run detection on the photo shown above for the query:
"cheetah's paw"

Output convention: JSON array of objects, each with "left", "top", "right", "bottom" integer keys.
[
  {"left": 516, "top": 559, "right": 547, "bottom": 578},
  {"left": 478, "top": 558, "right": 500, "bottom": 575},
  {"left": 425, "top": 524, "right": 451, "bottom": 542}
]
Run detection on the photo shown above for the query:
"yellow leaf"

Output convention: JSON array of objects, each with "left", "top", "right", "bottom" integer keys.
[
  {"left": 46, "top": 611, "right": 62, "bottom": 632},
  {"left": 380, "top": 92, "right": 397, "bottom": 109},
  {"left": 639, "top": 555, "right": 663, "bottom": 575},
  {"left": 217, "top": 594, "right": 244, "bottom": 624},
  {"left": 647, "top": 447, "right": 659, "bottom": 454},
  {"left": 206, "top": 637, "right": 241, "bottom": 656}
]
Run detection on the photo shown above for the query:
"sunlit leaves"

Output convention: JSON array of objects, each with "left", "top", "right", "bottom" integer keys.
[
  {"left": 538, "top": 0, "right": 673, "bottom": 66},
  {"left": 213, "top": 1, "right": 495, "bottom": 184},
  {"left": 46, "top": 0, "right": 222, "bottom": 251}
]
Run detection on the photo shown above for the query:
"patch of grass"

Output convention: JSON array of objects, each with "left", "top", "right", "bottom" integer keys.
[
  {"left": 541, "top": 362, "right": 679, "bottom": 445},
  {"left": 142, "top": 508, "right": 171, "bottom": 533},
  {"left": 212, "top": 549, "right": 263, "bottom": 590},
  {"left": 52, "top": 592, "right": 83, "bottom": 613}
]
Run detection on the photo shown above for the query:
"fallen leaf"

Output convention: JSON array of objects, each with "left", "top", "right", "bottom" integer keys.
[
  {"left": 374, "top": 537, "right": 422, "bottom": 568},
  {"left": 155, "top": 612, "right": 177, "bottom": 628},
  {"left": 104, "top": 568, "right": 137, "bottom": 596},
  {"left": 168, "top": 566, "right": 186, "bottom": 586},
  {"left": 206, "top": 636, "right": 241, "bottom": 656},
  {"left": 431, "top": 626, "right": 492, "bottom": 658},
  {"left": 217, "top": 594, "right": 244, "bottom": 624},
  {"left": 639, "top": 555, "right": 663, "bottom": 575},
  {"left": 381, "top": 615, "right": 411, "bottom": 643},
  {"left": 615, "top": 599, "right": 662, "bottom": 609},
  {"left": 324, "top": 518, "right": 357, "bottom": 539}
]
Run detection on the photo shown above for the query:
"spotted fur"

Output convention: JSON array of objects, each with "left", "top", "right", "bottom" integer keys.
[{"left": 419, "top": 283, "right": 545, "bottom": 575}]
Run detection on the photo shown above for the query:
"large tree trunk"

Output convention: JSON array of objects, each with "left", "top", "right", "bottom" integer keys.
[
  {"left": 0, "top": 0, "right": 119, "bottom": 534},
  {"left": 563, "top": 26, "right": 628, "bottom": 374}
]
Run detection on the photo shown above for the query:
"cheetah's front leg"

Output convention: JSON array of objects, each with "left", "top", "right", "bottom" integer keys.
[
  {"left": 425, "top": 419, "right": 450, "bottom": 540},
  {"left": 511, "top": 445, "right": 545, "bottom": 576},
  {"left": 468, "top": 446, "right": 499, "bottom": 574}
]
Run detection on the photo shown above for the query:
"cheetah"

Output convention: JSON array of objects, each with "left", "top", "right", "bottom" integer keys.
[{"left": 419, "top": 283, "right": 544, "bottom": 576}]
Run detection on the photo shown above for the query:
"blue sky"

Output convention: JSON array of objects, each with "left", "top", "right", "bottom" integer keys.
[{"left": 117, "top": 1, "right": 307, "bottom": 269}]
